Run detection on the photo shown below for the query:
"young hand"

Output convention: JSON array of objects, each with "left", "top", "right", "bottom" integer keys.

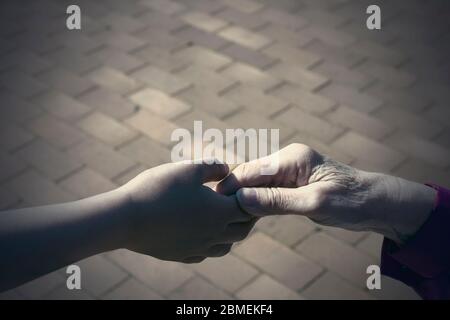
[{"left": 118, "top": 161, "right": 255, "bottom": 263}]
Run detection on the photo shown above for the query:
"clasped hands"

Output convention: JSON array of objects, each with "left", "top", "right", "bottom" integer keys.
[{"left": 118, "top": 143, "right": 436, "bottom": 263}]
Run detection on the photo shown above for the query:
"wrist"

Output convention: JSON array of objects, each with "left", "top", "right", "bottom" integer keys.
[
  {"left": 368, "top": 173, "right": 436, "bottom": 244},
  {"left": 92, "top": 187, "right": 134, "bottom": 252}
]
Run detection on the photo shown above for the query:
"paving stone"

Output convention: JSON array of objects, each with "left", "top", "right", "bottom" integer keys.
[
  {"left": 326, "top": 105, "right": 393, "bottom": 140},
  {"left": 236, "top": 274, "right": 303, "bottom": 300},
  {"left": 182, "top": 11, "right": 229, "bottom": 32},
  {"left": 15, "top": 140, "right": 82, "bottom": 181},
  {"left": 259, "top": 7, "right": 307, "bottom": 30},
  {"left": 27, "top": 115, "right": 85, "bottom": 149},
  {"left": 88, "top": 67, "right": 140, "bottom": 95},
  {"left": 374, "top": 106, "right": 443, "bottom": 139},
  {"left": 78, "top": 112, "right": 138, "bottom": 147},
  {"left": 271, "top": 83, "right": 336, "bottom": 115},
  {"left": 16, "top": 272, "right": 65, "bottom": 300},
  {"left": 0, "top": 70, "right": 47, "bottom": 98},
  {"left": 59, "top": 168, "right": 117, "bottom": 199},
  {"left": 102, "top": 278, "right": 163, "bottom": 300},
  {"left": 356, "top": 233, "right": 384, "bottom": 260},
  {"left": 174, "top": 25, "right": 230, "bottom": 51},
  {"left": 263, "top": 43, "right": 322, "bottom": 68},
  {"left": 169, "top": 277, "right": 232, "bottom": 300},
  {"left": 68, "top": 139, "right": 136, "bottom": 180},
  {"left": 234, "top": 232, "right": 323, "bottom": 291},
  {"left": 8, "top": 170, "right": 75, "bottom": 206},
  {"left": 44, "top": 285, "right": 94, "bottom": 300},
  {"left": 220, "top": 62, "right": 280, "bottom": 91},
  {"left": 357, "top": 61, "right": 416, "bottom": 89},
  {"left": 225, "top": 109, "right": 295, "bottom": 144},
  {"left": 78, "top": 87, "right": 137, "bottom": 120},
  {"left": 222, "top": 0, "right": 264, "bottom": 14},
  {"left": 89, "top": 46, "right": 145, "bottom": 73},
  {"left": 215, "top": 7, "right": 266, "bottom": 30},
  {"left": 218, "top": 26, "right": 271, "bottom": 50},
  {"left": 176, "top": 86, "right": 240, "bottom": 119},
  {"left": 37, "top": 68, "right": 94, "bottom": 97},
  {"left": 189, "top": 254, "right": 259, "bottom": 293},
  {"left": 0, "top": 124, "right": 34, "bottom": 152},
  {"left": 319, "top": 83, "right": 384, "bottom": 113},
  {"left": 268, "top": 62, "right": 330, "bottom": 91},
  {"left": 131, "top": 65, "right": 190, "bottom": 95},
  {"left": 173, "top": 45, "right": 232, "bottom": 70},
  {"left": 223, "top": 85, "right": 288, "bottom": 117},
  {"left": 0, "top": 151, "right": 26, "bottom": 182},
  {"left": 394, "top": 159, "right": 450, "bottom": 188},
  {"left": 301, "top": 272, "right": 374, "bottom": 300},
  {"left": 256, "top": 215, "right": 316, "bottom": 247},
  {"left": 108, "top": 249, "right": 193, "bottom": 295},
  {"left": 303, "top": 40, "right": 365, "bottom": 68},
  {"left": 296, "top": 232, "right": 377, "bottom": 288},
  {"left": 220, "top": 43, "right": 276, "bottom": 69},
  {"left": 274, "top": 107, "right": 344, "bottom": 144},
  {"left": 130, "top": 88, "right": 191, "bottom": 119},
  {"left": 75, "top": 255, "right": 128, "bottom": 297},
  {"left": 258, "top": 24, "right": 314, "bottom": 48},
  {"left": 385, "top": 132, "right": 450, "bottom": 168},
  {"left": 175, "top": 65, "right": 236, "bottom": 93},
  {"left": 34, "top": 90, "right": 91, "bottom": 121},
  {"left": 332, "top": 132, "right": 405, "bottom": 172},
  {"left": 125, "top": 110, "right": 179, "bottom": 147},
  {"left": 312, "top": 61, "right": 374, "bottom": 90}
]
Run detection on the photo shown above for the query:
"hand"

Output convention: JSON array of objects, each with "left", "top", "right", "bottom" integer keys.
[
  {"left": 216, "top": 144, "right": 436, "bottom": 244},
  {"left": 118, "top": 161, "right": 255, "bottom": 263}
]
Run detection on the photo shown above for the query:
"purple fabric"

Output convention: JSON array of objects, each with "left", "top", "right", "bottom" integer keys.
[{"left": 381, "top": 184, "right": 450, "bottom": 300}]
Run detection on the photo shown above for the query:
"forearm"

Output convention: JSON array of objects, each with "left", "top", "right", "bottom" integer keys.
[
  {"left": 0, "top": 188, "right": 129, "bottom": 291},
  {"left": 363, "top": 171, "right": 436, "bottom": 244}
]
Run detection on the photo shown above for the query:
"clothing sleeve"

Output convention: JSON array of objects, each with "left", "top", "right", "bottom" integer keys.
[{"left": 380, "top": 184, "right": 450, "bottom": 300}]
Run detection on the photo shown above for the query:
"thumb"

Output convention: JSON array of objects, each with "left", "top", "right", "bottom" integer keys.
[{"left": 236, "top": 184, "right": 322, "bottom": 217}]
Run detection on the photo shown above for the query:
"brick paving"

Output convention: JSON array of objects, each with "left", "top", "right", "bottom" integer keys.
[{"left": 0, "top": 0, "right": 449, "bottom": 300}]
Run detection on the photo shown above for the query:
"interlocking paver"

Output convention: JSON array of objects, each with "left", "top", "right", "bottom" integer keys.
[
  {"left": 189, "top": 254, "right": 259, "bottom": 293},
  {"left": 108, "top": 249, "right": 193, "bottom": 295},
  {"left": 131, "top": 65, "right": 190, "bottom": 95},
  {"left": 236, "top": 274, "right": 303, "bottom": 300},
  {"left": 169, "top": 277, "right": 232, "bottom": 300},
  {"left": 234, "top": 232, "right": 323, "bottom": 291},
  {"left": 332, "top": 132, "right": 405, "bottom": 172},
  {"left": 27, "top": 115, "right": 86, "bottom": 149},
  {"left": 1, "top": 0, "right": 449, "bottom": 301},
  {"left": 218, "top": 26, "right": 271, "bottom": 50},
  {"left": 274, "top": 107, "right": 344, "bottom": 144},
  {"left": 88, "top": 67, "right": 140, "bottom": 95},
  {"left": 220, "top": 62, "right": 280, "bottom": 91},
  {"left": 270, "top": 83, "right": 336, "bottom": 115},
  {"left": 102, "top": 278, "right": 163, "bottom": 300},
  {"left": 130, "top": 88, "right": 191, "bottom": 119},
  {"left": 326, "top": 105, "right": 393, "bottom": 140},
  {"left": 68, "top": 139, "right": 136, "bottom": 180},
  {"left": 296, "top": 232, "right": 376, "bottom": 288},
  {"left": 78, "top": 112, "right": 138, "bottom": 147},
  {"left": 34, "top": 90, "right": 91, "bottom": 121},
  {"left": 15, "top": 140, "right": 82, "bottom": 181}
]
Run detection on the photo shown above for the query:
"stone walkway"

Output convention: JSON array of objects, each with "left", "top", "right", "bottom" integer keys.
[{"left": 0, "top": 0, "right": 449, "bottom": 299}]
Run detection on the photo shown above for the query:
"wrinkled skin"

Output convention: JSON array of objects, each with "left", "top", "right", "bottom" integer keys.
[{"left": 216, "top": 143, "right": 436, "bottom": 244}]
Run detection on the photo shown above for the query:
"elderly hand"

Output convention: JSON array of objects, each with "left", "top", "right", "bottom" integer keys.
[{"left": 216, "top": 144, "right": 436, "bottom": 244}]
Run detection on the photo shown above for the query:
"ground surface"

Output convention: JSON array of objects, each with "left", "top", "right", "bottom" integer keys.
[{"left": 0, "top": 0, "right": 449, "bottom": 300}]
